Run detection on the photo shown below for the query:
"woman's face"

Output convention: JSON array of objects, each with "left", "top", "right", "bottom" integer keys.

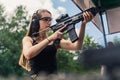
[{"left": 39, "top": 12, "right": 52, "bottom": 30}]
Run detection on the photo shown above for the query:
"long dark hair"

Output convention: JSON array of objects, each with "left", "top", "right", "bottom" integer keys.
[{"left": 26, "top": 9, "right": 51, "bottom": 37}]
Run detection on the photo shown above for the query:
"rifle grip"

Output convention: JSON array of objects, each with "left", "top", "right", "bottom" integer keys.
[{"left": 54, "top": 39, "right": 61, "bottom": 47}]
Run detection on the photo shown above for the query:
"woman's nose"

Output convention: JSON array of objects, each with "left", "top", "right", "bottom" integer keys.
[{"left": 47, "top": 21, "right": 51, "bottom": 25}]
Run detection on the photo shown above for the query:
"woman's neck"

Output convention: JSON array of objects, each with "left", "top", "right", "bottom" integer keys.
[{"left": 40, "top": 32, "right": 47, "bottom": 39}]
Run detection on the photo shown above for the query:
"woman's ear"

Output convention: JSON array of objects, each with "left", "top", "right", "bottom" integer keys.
[
  {"left": 32, "top": 18, "right": 40, "bottom": 28},
  {"left": 30, "top": 18, "right": 40, "bottom": 37}
]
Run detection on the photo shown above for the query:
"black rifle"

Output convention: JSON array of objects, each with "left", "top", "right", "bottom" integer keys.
[
  {"left": 50, "top": 7, "right": 104, "bottom": 45},
  {"left": 32, "top": 7, "right": 105, "bottom": 44}
]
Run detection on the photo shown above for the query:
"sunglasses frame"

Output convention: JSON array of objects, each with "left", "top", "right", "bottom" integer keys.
[{"left": 40, "top": 17, "right": 52, "bottom": 22}]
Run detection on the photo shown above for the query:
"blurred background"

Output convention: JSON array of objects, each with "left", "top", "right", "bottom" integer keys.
[{"left": 0, "top": 0, "right": 120, "bottom": 79}]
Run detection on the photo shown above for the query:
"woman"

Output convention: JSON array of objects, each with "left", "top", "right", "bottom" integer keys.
[{"left": 19, "top": 9, "right": 94, "bottom": 79}]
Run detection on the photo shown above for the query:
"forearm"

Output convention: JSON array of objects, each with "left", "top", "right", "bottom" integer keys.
[
  {"left": 27, "top": 30, "right": 61, "bottom": 58},
  {"left": 25, "top": 38, "right": 51, "bottom": 59},
  {"left": 74, "top": 22, "right": 86, "bottom": 50}
]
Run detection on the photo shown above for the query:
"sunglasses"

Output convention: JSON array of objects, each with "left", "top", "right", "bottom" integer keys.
[{"left": 40, "top": 17, "right": 52, "bottom": 22}]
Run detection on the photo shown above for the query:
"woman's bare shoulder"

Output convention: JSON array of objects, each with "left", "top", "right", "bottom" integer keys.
[{"left": 22, "top": 36, "right": 33, "bottom": 42}]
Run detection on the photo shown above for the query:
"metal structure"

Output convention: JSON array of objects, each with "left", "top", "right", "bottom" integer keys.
[{"left": 72, "top": 0, "right": 120, "bottom": 47}]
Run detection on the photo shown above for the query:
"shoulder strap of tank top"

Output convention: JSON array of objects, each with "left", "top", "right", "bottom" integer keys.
[{"left": 32, "top": 37, "right": 37, "bottom": 45}]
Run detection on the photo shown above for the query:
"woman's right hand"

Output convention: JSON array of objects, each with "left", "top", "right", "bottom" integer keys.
[{"left": 48, "top": 26, "right": 65, "bottom": 41}]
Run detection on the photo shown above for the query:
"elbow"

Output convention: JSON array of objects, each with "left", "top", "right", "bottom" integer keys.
[
  {"left": 75, "top": 47, "right": 81, "bottom": 50},
  {"left": 74, "top": 45, "right": 82, "bottom": 50},
  {"left": 78, "top": 46, "right": 82, "bottom": 50},
  {"left": 24, "top": 54, "right": 31, "bottom": 60},
  {"left": 72, "top": 41, "right": 83, "bottom": 50},
  {"left": 23, "top": 51, "right": 32, "bottom": 60},
  {"left": 25, "top": 54, "right": 31, "bottom": 60}
]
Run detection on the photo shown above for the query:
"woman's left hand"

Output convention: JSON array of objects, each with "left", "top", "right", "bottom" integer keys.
[{"left": 82, "top": 11, "right": 94, "bottom": 24}]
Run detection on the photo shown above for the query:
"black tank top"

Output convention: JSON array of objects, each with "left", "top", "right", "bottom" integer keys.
[{"left": 29, "top": 42, "right": 57, "bottom": 75}]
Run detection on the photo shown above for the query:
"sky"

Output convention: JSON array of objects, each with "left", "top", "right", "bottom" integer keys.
[{"left": 0, "top": 0, "right": 120, "bottom": 46}]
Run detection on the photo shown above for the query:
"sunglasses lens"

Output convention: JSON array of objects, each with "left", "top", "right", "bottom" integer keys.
[{"left": 40, "top": 17, "right": 52, "bottom": 21}]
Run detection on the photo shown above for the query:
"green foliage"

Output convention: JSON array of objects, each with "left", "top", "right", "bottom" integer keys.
[
  {"left": 0, "top": 3, "right": 6, "bottom": 29},
  {"left": 56, "top": 49, "right": 99, "bottom": 74},
  {"left": 113, "top": 36, "right": 120, "bottom": 45},
  {"left": 82, "top": 35, "right": 102, "bottom": 49},
  {"left": 57, "top": 49, "right": 81, "bottom": 73},
  {"left": 0, "top": 5, "right": 29, "bottom": 77}
]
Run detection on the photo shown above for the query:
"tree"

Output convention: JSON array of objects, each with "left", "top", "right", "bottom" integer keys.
[
  {"left": 0, "top": 5, "right": 29, "bottom": 76},
  {"left": 82, "top": 34, "right": 102, "bottom": 50},
  {"left": 113, "top": 36, "right": 120, "bottom": 46},
  {"left": 57, "top": 49, "right": 78, "bottom": 73}
]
